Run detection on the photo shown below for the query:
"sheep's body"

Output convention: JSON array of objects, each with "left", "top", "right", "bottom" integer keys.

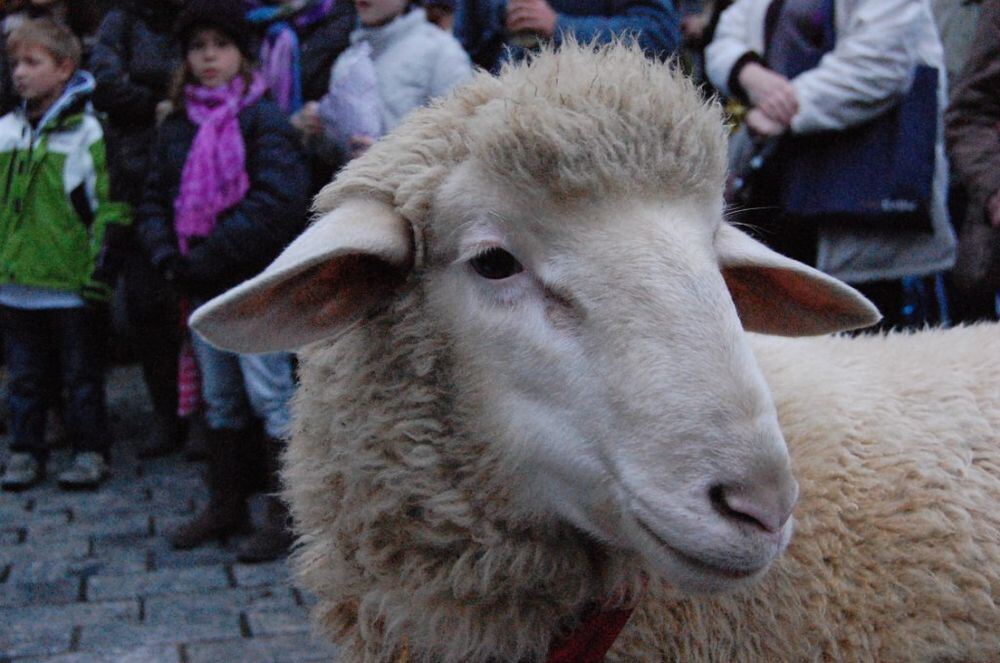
[
  {"left": 191, "top": 42, "right": 1000, "bottom": 662},
  {"left": 288, "top": 314, "right": 1000, "bottom": 662},
  {"left": 612, "top": 325, "right": 1000, "bottom": 661}
]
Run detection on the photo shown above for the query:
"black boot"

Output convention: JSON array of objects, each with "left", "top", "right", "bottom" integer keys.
[
  {"left": 169, "top": 427, "right": 253, "bottom": 549},
  {"left": 236, "top": 436, "right": 294, "bottom": 563},
  {"left": 183, "top": 411, "right": 210, "bottom": 462}
]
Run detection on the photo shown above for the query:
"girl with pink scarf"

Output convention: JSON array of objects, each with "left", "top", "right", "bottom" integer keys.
[{"left": 135, "top": 0, "right": 310, "bottom": 563}]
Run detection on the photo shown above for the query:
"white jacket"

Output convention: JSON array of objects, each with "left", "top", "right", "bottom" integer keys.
[
  {"left": 706, "top": 0, "right": 955, "bottom": 284},
  {"left": 337, "top": 8, "right": 474, "bottom": 132}
]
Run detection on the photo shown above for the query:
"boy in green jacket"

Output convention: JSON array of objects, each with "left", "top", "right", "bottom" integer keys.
[{"left": 0, "top": 18, "right": 129, "bottom": 491}]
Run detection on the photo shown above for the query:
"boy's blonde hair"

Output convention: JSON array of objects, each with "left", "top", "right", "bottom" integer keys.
[{"left": 6, "top": 18, "right": 81, "bottom": 68}]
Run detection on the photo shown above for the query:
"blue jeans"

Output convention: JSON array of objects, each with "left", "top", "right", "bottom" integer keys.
[
  {"left": 190, "top": 332, "right": 295, "bottom": 439},
  {"left": 0, "top": 305, "right": 108, "bottom": 458}
]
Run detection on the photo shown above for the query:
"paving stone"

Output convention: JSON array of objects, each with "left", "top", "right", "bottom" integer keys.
[
  {"left": 0, "top": 538, "right": 90, "bottom": 565},
  {"left": 245, "top": 605, "right": 312, "bottom": 637},
  {"left": 185, "top": 632, "right": 340, "bottom": 663},
  {"left": 150, "top": 514, "right": 198, "bottom": 538},
  {"left": 5, "top": 550, "right": 137, "bottom": 584},
  {"left": 86, "top": 565, "right": 229, "bottom": 601},
  {"left": 27, "top": 512, "right": 151, "bottom": 544},
  {"left": 0, "top": 577, "right": 80, "bottom": 608},
  {"left": 234, "top": 560, "right": 290, "bottom": 588},
  {"left": 145, "top": 585, "right": 298, "bottom": 626},
  {"left": 17, "top": 644, "right": 181, "bottom": 663},
  {"left": 7, "top": 557, "right": 77, "bottom": 583},
  {"left": 69, "top": 546, "right": 148, "bottom": 576},
  {"left": 0, "top": 620, "right": 73, "bottom": 659},
  {"left": 33, "top": 490, "right": 147, "bottom": 517},
  {"left": 149, "top": 541, "right": 234, "bottom": 571},
  {"left": 0, "top": 599, "right": 138, "bottom": 630},
  {"left": 0, "top": 504, "right": 32, "bottom": 527},
  {"left": 76, "top": 621, "right": 240, "bottom": 652},
  {"left": 0, "top": 527, "right": 23, "bottom": 545}
]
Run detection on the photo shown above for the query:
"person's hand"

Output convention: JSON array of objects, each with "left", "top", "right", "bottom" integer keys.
[
  {"left": 987, "top": 190, "right": 1000, "bottom": 228},
  {"left": 291, "top": 101, "right": 324, "bottom": 137},
  {"left": 738, "top": 62, "right": 799, "bottom": 125},
  {"left": 745, "top": 108, "right": 787, "bottom": 137},
  {"left": 155, "top": 100, "right": 173, "bottom": 125},
  {"left": 681, "top": 12, "right": 709, "bottom": 43},
  {"left": 348, "top": 134, "right": 374, "bottom": 160},
  {"left": 505, "top": 0, "right": 558, "bottom": 38}
]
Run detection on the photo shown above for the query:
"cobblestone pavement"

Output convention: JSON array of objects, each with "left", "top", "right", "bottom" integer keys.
[{"left": 0, "top": 365, "right": 339, "bottom": 662}]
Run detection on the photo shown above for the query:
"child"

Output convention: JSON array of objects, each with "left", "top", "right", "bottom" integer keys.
[
  {"left": 0, "top": 18, "right": 129, "bottom": 491},
  {"left": 135, "top": 0, "right": 309, "bottom": 561},
  {"left": 1, "top": 0, "right": 101, "bottom": 114},
  {"left": 293, "top": 0, "right": 472, "bottom": 162}
]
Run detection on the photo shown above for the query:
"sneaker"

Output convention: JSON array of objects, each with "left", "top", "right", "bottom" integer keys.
[
  {"left": 57, "top": 452, "right": 108, "bottom": 490},
  {"left": 1, "top": 452, "right": 44, "bottom": 491}
]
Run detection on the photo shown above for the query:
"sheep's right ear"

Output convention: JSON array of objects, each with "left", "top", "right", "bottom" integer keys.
[{"left": 190, "top": 199, "right": 413, "bottom": 353}]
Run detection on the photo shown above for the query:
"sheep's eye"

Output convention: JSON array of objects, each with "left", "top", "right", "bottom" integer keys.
[{"left": 469, "top": 247, "right": 524, "bottom": 280}]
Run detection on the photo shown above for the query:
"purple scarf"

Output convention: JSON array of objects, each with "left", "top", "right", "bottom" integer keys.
[
  {"left": 174, "top": 74, "right": 268, "bottom": 255},
  {"left": 249, "top": 0, "right": 336, "bottom": 113}
]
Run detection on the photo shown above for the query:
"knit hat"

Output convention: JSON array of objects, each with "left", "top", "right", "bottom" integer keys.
[{"left": 175, "top": 0, "right": 254, "bottom": 57}]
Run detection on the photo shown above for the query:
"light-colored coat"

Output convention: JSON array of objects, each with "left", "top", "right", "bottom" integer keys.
[
  {"left": 336, "top": 8, "right": 473, "bottom": 132},
  {"left": 706, "top": 0, "right": 956, "bottom": 284}
]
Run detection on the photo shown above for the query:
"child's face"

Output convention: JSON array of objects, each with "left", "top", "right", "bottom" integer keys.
[
  {"left": 186, "top": 27, "right": 242, "bottom": 89},
  {"left": 355, "top": 0, "right": 408, "bottom": 27},
  {"left": 10, "top": 43, "right": 73, "bottom": 106}
]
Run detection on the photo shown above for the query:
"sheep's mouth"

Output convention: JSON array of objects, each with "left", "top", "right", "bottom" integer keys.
[{"left": 634, "top": 517, "right": 760, "bottom": 580}]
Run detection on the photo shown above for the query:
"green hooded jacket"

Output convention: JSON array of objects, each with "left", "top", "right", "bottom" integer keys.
[{"left": 0, "top": 70, "right": 130, "bottom": 302}]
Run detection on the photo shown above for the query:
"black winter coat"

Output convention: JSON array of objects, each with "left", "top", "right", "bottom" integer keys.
[
  {"left": 136, "top": 98, "right": 309, "bottom": 299},
  {"left": 91, "top": 2, "right": 182, "bottom": 204},
  {"left": 293, "top": 1, "right": 358, "bottom": 104}
]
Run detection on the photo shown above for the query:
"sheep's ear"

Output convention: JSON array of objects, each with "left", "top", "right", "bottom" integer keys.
[
  {"left": 715, "top": 223, "right": 880, "bottom": 336},
  {"left": 190, "top": 199, "right": 412, "bottom": 353}
]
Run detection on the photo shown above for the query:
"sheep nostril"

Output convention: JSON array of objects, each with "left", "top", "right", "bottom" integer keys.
[{"left": 709, "top": 484, "right": 792, "bottom": 534}]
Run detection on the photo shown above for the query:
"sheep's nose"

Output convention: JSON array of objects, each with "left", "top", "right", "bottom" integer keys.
[{"left": 709, "top": 478, "right": 798, "bottom": 534}]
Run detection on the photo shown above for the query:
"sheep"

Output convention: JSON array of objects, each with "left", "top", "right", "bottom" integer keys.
[{"left": 190, "top": 42, "right": 1000, "bottom": 662}]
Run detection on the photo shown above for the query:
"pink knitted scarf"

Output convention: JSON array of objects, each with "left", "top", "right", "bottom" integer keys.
[{"left": 174, "top": 73, "right": 268, "bottom": 255}]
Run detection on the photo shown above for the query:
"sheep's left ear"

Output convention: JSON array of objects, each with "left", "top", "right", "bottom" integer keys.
[
  {"left": 715, "top": 223, "right": 880, "bottom": 336},
  {"left": 190, "top": 199, "right": 413, "bottom": 353}
]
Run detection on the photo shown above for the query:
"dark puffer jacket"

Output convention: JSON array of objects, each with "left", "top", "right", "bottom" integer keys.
[
  {"left": 90, "top": 1, "right": 182, "bottom": 204},
  {"left": 136, "top": 97, "right": 309, "bottom": 299}
]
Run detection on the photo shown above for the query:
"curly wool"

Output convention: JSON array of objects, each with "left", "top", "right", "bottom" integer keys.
[{"left": 608, "top": 325, "right": 1000, "bottom": 661}]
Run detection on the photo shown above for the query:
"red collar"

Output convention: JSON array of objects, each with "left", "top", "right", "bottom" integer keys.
[{"left": 545, "top": 603, "right": 637, "bottom": 663}]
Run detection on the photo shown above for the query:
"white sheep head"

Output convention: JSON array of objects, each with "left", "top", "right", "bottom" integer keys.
[{"left": 192, "top": 42, "right": 879, "bottom": 607}]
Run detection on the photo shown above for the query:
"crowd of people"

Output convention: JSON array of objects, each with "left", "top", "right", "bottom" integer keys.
[{"left": 0, "top": 0, "right": 996, "bottom": 568}]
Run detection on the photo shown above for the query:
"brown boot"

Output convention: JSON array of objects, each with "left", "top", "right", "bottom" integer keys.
[
  {"left": 170, "top": 427, "right": 253, "bottom": 549},
  {"left": 236, "top": 436, "right": 293, "bottom": 563},
  {"left": 235, "top": 494, "right": 294, "bottom": 563}
]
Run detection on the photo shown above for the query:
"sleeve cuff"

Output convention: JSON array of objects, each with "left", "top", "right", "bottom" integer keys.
[{"left": 728, "top": 51, "right": 766, "bottom": 105}]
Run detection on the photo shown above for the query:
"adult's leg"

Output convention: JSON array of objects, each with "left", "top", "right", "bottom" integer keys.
[
  {"left": 132, "top": 319, "right": 183, "bottom": 457},
  {"left": 123, "top": 250, "right": 184, "bottom": 457}
]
